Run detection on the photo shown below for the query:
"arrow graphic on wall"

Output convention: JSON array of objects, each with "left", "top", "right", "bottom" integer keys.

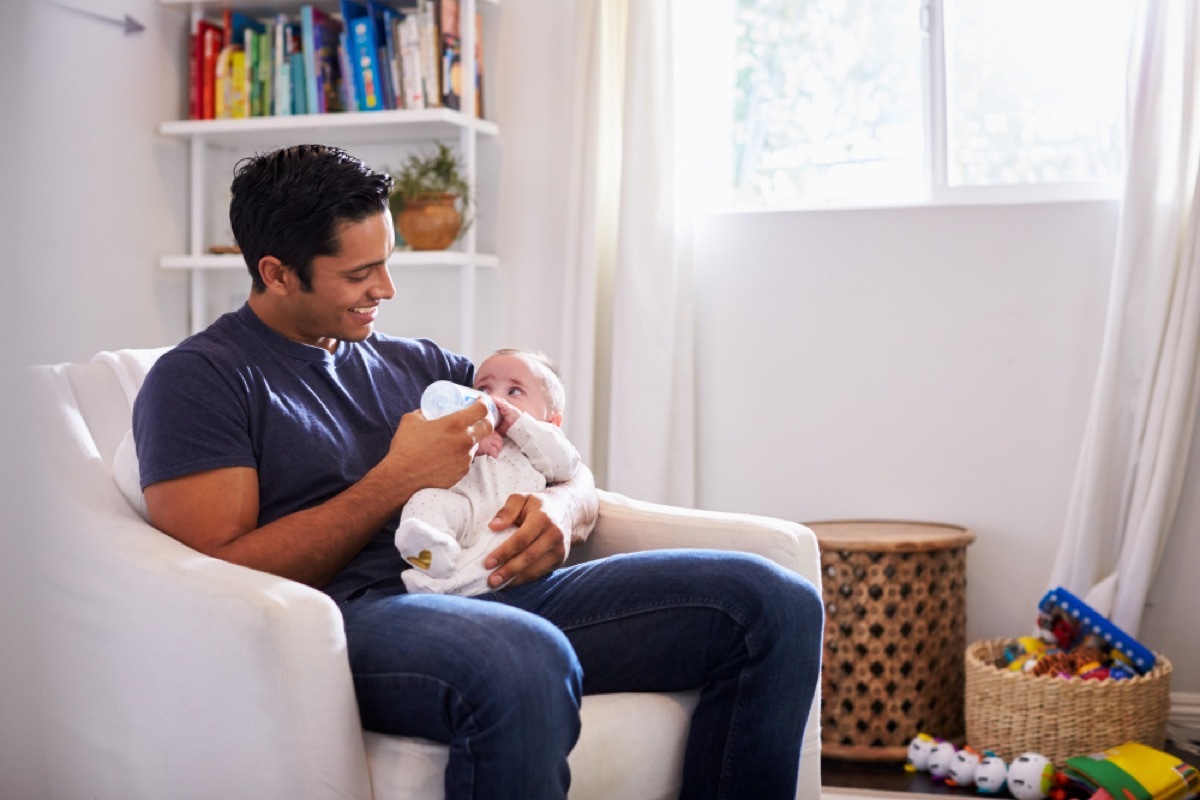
[{"left": 44, "top": 1, "right": 145, "bottom": 34}]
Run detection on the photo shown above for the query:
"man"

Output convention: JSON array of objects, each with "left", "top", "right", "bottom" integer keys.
[{"left": 134, "top": 144, "right": 823, "bottom": 799}]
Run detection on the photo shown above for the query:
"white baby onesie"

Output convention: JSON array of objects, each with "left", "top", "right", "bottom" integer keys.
[{"left": 396, "top": 414, "right": 581, "bottom": 596}]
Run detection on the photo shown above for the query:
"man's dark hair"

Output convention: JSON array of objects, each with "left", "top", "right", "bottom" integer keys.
[{"left": 229, "top": 144, "right": 394, "bottom": 292}]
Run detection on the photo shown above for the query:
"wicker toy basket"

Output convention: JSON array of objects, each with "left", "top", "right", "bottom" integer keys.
[{"left": 964, "top": 638, "right": 1172, "bottom": 765}]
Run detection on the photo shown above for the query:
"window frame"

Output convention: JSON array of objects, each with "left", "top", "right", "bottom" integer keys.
[
  {"left": 920, "top": 0, "right": 1125, "bottom": 207},
  {"left": 716, "top": 0, "right": 1127, "bottom": 212}
]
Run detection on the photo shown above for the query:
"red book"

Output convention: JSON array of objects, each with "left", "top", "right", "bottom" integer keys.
[{"left": 197, "top": 20, "right": 224, "bottom": 119}]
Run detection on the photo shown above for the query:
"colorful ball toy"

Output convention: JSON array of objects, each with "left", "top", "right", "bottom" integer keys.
[
  {"left": 905, "top": 733, "right": 938, "bottom": 773},
  {"left": 974, "top": 754, "right": 1008, "bottom": 795},
  {"left": 1007, "top": 752, "right": 1054, "bottom": 800}
]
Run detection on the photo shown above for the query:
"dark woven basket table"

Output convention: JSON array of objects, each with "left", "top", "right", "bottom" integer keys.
[{"left": 809, "top": 520, "right": 975, "bottom": 761}]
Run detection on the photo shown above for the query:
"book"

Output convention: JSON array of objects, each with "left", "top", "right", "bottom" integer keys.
[
  {"left": 301, "top": 5, "right": 344, "bottom": 114},
  {"left": 273, "top": 15, "right": 292, "bottom": 115},
  {"left": 473, "top": 9, "right": 483, "bottom": 117},
  {"left": 397, "top": 6, "right": 425, "bottom": 109},
  {"left": 188, "top": 31, "right": 200, "bottom": 119},
  {"left": 342, "top": 0, "right": 384, "bottom": 111},
  {"left": 1064, "top": 742, "right": 1200, "bottom": 800},
  {"left": 245, "top": 26, "right": 261, "bottom": 116},
  {"left": 197, "top": 20, "right": 224, "bottom": 120},
  {"left": 256, "top": 21, "right": 273, "bottom": 116},
  {"left": 213, "top": 42, "right": 237, "bottom": 118},
  {"left": 229, "top": 47, "right": 249, "bottom": 118},
  {"left": 382, "top": 8, "right": 404, "bottom": 108},
  {"left": 418, "top": 0, "right": 440, "bottom": 107},
  {"left": 222, "top": 10, "right": 263, "bottom": 51},
  {"left": 337, "top": 31, "right": 358, "bottom": 112},
  {"left": 368, "top": 1, "right": 399, "bottom": 109},
  {"left": 289, "top": 50, "right": 308, "bottom": 116},
  {"left": 437, "top": 0, "right": 461, "bottom": 110}
]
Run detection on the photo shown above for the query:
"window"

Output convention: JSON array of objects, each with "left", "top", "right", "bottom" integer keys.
[{"left": 717, "top": 0, "right": 1136, "bottom": 208}]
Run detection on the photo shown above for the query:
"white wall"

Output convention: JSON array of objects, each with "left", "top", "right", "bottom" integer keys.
[
  {"left": 488, "top": 1, "right": 1199, "bottom": 690},
  {"left": 8, "top": 0, "right": 1195, "bottom": 698},
  {"left": 692, "top": 201, "right": 1116, "bottom": 644}
]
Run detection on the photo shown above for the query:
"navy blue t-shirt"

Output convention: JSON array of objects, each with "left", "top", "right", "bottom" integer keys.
[{"left": 132, "top": 303, "right": 474, "bottom": 603}]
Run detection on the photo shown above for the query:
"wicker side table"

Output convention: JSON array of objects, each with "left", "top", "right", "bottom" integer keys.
[{"left": 809, "top": 520, "right": 975, "bottom": 761}]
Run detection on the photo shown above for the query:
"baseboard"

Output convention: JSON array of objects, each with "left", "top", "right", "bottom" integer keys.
[
  {"left": 822, "top": 789, "right": 941, "bottom": 800},
  {"left": 1170, "top": 691, "right": 1200, "bottom": 742}
]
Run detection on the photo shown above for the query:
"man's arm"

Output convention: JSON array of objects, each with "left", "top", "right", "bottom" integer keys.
[
  {"left": 482, "top": 464, "right": 599, "bottom": 589},
  {"left": 144, "top": 402, "right": 494, "bottom": 588}
]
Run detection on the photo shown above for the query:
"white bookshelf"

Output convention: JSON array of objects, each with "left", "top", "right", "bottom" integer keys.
[{"left": 158, "top": 0, "right": 497, "bottom": 353}]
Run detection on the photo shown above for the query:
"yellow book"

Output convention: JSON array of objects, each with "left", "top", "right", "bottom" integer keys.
[{"left": 229, "top": 47, "right": 248, "bottom": 118}]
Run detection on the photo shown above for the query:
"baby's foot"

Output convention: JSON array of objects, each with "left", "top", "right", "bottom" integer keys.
[{"left": 395, "top": 518, "right": 461, "bottom": 579}]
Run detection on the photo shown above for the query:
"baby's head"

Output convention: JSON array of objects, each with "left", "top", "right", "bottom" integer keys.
[{"left": 473, "top": 349, "right": 566, "bottom": 426}]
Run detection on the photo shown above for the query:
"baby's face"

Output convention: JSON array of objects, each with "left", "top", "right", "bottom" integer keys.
[{"left": 473, "top": 353, "right": 556, "bottom": 422}]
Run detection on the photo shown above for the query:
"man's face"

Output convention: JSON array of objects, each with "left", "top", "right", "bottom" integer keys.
[{"left": 285, "top": 211, "right": 396, "bottom": 350}]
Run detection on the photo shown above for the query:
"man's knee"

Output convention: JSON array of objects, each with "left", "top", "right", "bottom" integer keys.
[
  {"left": 718, "top": 555, "right": 825, "bottom": 651},
  {"left": 473, "top": 613, "right": 583, "bottom": 701}
]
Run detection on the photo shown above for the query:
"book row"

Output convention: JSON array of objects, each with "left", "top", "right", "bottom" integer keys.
[{"left": 187, "top": 0, "right": 483, "bottom": 120}]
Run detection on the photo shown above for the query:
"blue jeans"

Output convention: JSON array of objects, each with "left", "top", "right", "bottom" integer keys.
[{"left": 340, "top": 549, "right": 824, "bottom": 800}]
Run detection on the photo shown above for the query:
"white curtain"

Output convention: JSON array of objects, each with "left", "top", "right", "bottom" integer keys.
[
  {"left": 560, "top": 0, "right": 697, "bottom": 506},
  {"left": 1049, "top": 0, "right": 1200, "bottom": 636}
]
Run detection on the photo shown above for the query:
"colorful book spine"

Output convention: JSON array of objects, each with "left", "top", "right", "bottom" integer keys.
[
  {"left": 473, "top": 9, "right": 483, "bottom": 117},
  {"left": 418, "top": 0, "right": 440, "bottom": 107},
  {"left": 229, "top": 47, "right": 249, "bottom": 118},
  {"left": 396, "top": 13, "right": 423, "bottom": 109},
  {"left": 257, "top": 23, "right": 273, "bottom": 116},
  {"left": 349, "top": 16, "right": 384, "bottom": 111},
  {"left": 274, "top": 15, "right": 291, "bottom": 115},
  {"left": 289, "top": 50, "right": 307, "bottom": 116},
  {"left": 337, "top": 31, "right": 358, "bottom": 111},
  {"left": 188, "top": 31, "right": 200, "bottom": 119},
  {"left": 368, "top": 2, "right": 397, "bottom": 110},
  {"left": 383, "top": 11, "right": 404, "bottom": 109},
  {"left": 301, "top": 5, "right": 343, "bottom": 114},
  {"left": 214, "top": 43, "right": 234, "bottom": 118},
  {"left": 197, "top": 20, "right": 224, "bottom": 120},
  {"left": 245, "top": 28, "right": 260, "bottom": 116},
  {"left": 437, "top": 0, "right": 460, "bottom": 110}
]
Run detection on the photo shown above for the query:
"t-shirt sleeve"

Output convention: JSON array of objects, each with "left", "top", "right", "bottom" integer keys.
[{"left": 132, "top": 350, "right": 257, "bottom": 489}]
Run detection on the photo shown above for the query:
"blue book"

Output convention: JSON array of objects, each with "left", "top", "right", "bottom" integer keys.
[
  {"left": 289, "top": 51, "right": 307, "bottom": 116},
  {"left": 301, "top": 5, "right": 343, "bottom": 114},
  {"left": 337, "top": 31, "right": 358, "bottom": 111},
  {"left": 341, "top": 0, "right": 383, "bottom": 111},
  {"left": 369, "top": 1, "right": 398, "bottom": 109}
]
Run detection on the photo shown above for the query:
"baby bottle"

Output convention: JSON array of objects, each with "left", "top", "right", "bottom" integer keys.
[{"left": 420, "top": 380, "right": 497, "bottom": 425}]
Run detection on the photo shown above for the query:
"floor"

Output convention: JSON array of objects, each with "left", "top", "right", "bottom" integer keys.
[{"left": 820, "top": 738, "right": 1200, "bottom": 798}]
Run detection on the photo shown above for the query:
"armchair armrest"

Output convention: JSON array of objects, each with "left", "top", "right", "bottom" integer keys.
[
  {"left": 570, "top": 490, "right": 821, "bottom": 587},
  {"left": 31, "top": 364, "right": 372, "bottom": 800}
]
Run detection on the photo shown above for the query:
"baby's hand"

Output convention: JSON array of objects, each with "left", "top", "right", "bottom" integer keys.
[
  {"left": 476, "top": 430, "right": 505, "bottom": 458},
  {"left": 489, "top": 395, "right": 523, "bottom": 437}
]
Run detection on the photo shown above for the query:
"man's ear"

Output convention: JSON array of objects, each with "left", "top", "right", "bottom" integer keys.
[
  {"left": 258, "top": 256, "right": 293, "bottom": 295},
  {"left": 548, "top": 412, "right": 563, "bottom": 427}
]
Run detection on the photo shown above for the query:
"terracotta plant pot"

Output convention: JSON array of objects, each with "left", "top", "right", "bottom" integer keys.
[{"left": 395, "top": 193, "right": 463, "bottom": 251}]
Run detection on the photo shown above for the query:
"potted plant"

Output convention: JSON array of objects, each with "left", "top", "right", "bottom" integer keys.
[{"left": 387, "top": 143, "right": 472, "bottom": 251}]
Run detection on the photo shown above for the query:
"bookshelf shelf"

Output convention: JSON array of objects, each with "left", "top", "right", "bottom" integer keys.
[
  {"left": 160, "top": 108, "right": 498, "bottom": 148},
  {"left": 159, "top": 0, "right": 496, "bottom": 353},
  {"left": 160, "top": 251, "right": 500, "bottom": 270}
]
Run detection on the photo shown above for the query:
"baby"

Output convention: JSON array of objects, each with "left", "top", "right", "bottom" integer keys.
[{"left": 395, "top": 348, "right": 581, "bottom": 595}]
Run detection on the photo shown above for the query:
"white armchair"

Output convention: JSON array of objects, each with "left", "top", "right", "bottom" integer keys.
[{"left": 28, "top": 349, "right": 822, "bottom": 800}]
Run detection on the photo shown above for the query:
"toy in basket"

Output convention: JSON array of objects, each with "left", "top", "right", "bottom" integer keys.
[{"left": 1037, "top": 587, "right": 1156, "bottom": 675}]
